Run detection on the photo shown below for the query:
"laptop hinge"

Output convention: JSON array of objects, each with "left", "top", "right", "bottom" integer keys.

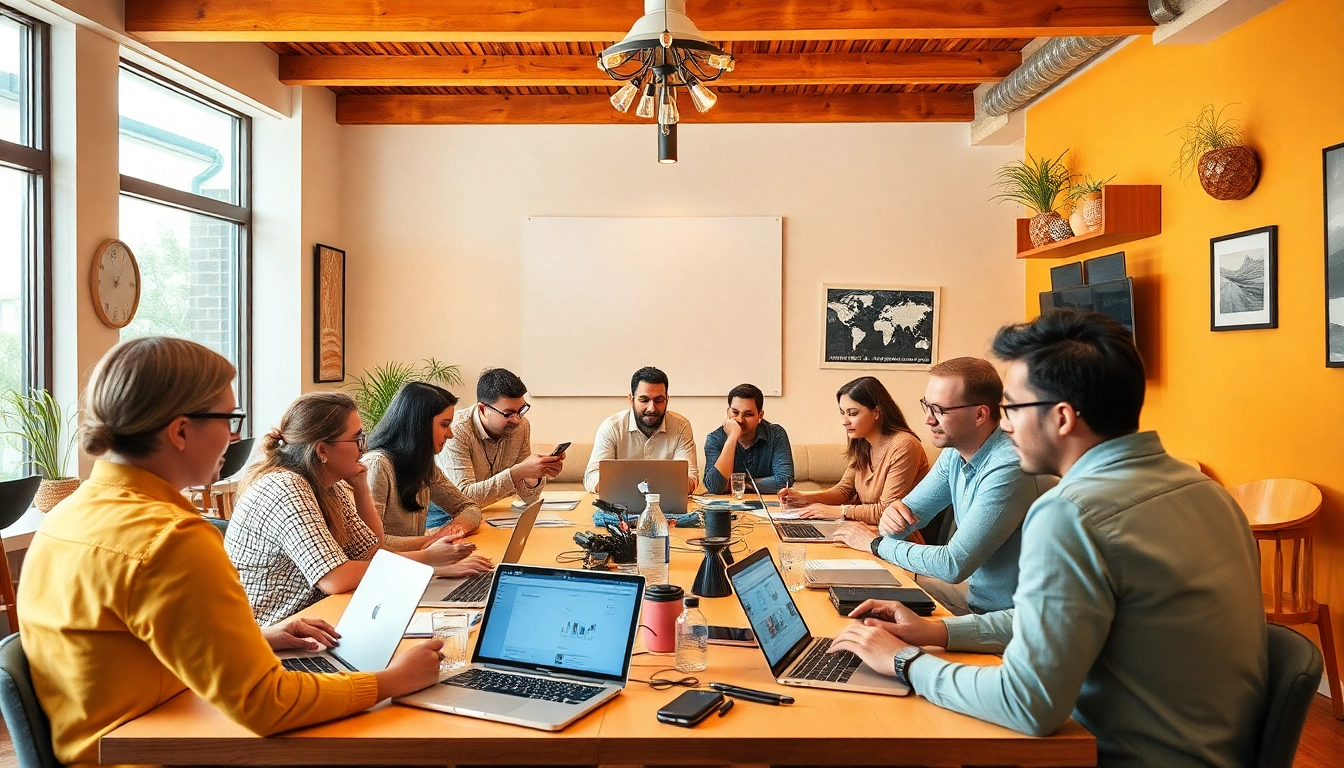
[{"left": 479, "top": 663, "right": 607, "bottom": 685}]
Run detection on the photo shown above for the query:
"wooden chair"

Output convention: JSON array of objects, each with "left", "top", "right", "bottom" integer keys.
[
  {"left": 193, "top": 438, "right": 254, "bottom": 520},
  {"left": 1229, "top": 478, "right": 1342, "bottom": 719},
  {"left": 0, "top": 477, "right": 42, "bottom": 635}
]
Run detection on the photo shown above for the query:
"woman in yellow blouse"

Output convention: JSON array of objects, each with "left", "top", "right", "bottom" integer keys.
[
  {"left": 780, "top": 376, "right": 930, "bottom": 524},
  {"left": 17, "top": 337, "right": 444, "bottom": 768}
]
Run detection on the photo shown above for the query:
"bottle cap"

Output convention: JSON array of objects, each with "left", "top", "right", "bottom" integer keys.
[
  {"left": 683, "top": 596, "right": 699, "bottom": 608},
  {"left": 645, "top": 493, "right": 661, "bottom": 502}
]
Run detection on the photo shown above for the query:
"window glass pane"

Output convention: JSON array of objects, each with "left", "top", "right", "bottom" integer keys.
[
  {"left": 118, "top": 68, "right": 239, "bottom": 205},
  {"left": 0, "top": 166, "right": 33, "bottom": 478},
  {"left": 119, "top": 195, "right": 240, "bottom": 374},
  {"left": 0, "top": 14, "right": 29, "bottom": 146}
]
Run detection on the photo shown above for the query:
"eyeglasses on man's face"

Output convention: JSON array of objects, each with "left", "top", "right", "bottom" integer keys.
[
  {"left": 484, "top": 402, "right": 530, "bottom": 420},
  {"left": 919, "top": 398, "right": 980, "bottom": 419},
  {"left": 185, "top": 411, "right": 246, "bottom": 434},
  {"left": 328, "top": 431, "right": 368, "bottom": 452},
  {"left": 999, "top": 400, "right": 1066, "bottom": 419}
]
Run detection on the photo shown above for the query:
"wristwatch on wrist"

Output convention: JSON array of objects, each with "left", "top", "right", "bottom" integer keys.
[
  {"left": 840, "top": 504, "right": 851, "bottom": 520},
  {"left": 892, "top": 646, "right": 925, "bottom": 692},
  {"left": 869, "top": 535, "right": 882, "bottom": 556}
]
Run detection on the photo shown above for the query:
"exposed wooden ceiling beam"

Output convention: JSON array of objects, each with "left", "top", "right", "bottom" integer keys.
[
  {"left": 281, "top": 51, "right": 1022, "bottom": 87},
  {"left": 334, "top": 92, "right": 975, "bottom": 125},
  {"left": 127, "top": 1, "right": 1156, "bottom": 42}
]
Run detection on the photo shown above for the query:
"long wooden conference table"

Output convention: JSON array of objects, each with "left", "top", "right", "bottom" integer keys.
[{"left": 100, "top": 496, "right": 1096, "bottom": 767}]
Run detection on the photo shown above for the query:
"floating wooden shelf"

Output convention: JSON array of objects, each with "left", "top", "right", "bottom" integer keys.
[{"left": 1015, "top": 184, "right": 1161, "bottom": 260}]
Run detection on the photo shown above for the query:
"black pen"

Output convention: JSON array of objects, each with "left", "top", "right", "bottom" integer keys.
[{"left": 708, "top": 682, "right": 795, "bottom": 705}]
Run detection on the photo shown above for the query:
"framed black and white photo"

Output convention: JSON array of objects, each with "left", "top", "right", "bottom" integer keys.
[
  {"left": 1325, "top": 141, "right": 1344, "bottom": 366},
  {"left": 821, "top": 284, "right": 939, "bottom": 369},
  {"left": 1210, "top": 226, "right": 1277, "bottom": 332}
]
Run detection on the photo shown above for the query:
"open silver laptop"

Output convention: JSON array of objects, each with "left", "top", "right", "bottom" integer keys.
[
  {"left": 419, "top": 500, "right": 541, "bottom": 608},
  {"left": 727, "top": 547, "right": 908, "bottom": 696},
  {"left": 598, "top": 459, "right": 691, "bottom": 515},
  {"left": 746, "top": 467, "right": 840, "bottom": 542},
  {"left": 278, "top": 549, "right": 434, "bottom": 674},
  {"left": 397, "top": 563, "right": 645, "bottom": 730}
]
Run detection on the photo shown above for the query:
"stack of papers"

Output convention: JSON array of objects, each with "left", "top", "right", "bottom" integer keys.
[
  {"left": 486, "top": 512, "right": 574, "bottom": 528},
  {"left": 511, "top": 491, "right": 585, "bottom": 511}
]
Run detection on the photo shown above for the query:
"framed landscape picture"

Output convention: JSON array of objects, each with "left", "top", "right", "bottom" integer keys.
[
  {"left": 1326, "top": 141, "right": 1344, "bottom": 366},
  {"left": 821, "top": 284, "right": 940, "bottom": 370},
  {"left": 314, "top": 243, "right": 346, "bottom": 383},
  {"left": 1210, "top": 226, "right": 1277, "bottom": 332}
]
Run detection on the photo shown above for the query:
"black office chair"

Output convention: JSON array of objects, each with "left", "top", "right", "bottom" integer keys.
[
  {"left": 0, "top": 476, "right": 41, "bottom": 635},
  {"left": 1257, "top": 623, "right": 1324, "bottom": 768},
  {"left": 0, "top": 633, "right": 61, "bottom": 768}
]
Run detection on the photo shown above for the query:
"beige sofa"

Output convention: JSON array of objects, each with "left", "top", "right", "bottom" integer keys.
[{"left": 533, "top": 442, "right": 850, "bottom": 493}]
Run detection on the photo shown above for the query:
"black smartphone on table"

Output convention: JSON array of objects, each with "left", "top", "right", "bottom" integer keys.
[
  {"left": 550, "top": 441, "right": 572, "bottom": 457},
  {"left": 706, "top": 626, "right": 756, "bottom": 646},
  {"left": 656, "top": 690, "right": 724, "bottom": 727}
]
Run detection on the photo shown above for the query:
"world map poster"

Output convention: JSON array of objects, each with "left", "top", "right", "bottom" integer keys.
[{"left": 822, "top": 285, "right": 939, "bottom": 369}]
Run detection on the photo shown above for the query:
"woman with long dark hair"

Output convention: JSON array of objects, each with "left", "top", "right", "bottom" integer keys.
[
  {"left": 778, "top": 376, "right": 930, "bottom": 524},
  {"left": 19, "top": 338, "right": 443, "bottom": 768},
  {"left": 363, "top": 382, "right": 490, "bottom": 559}
]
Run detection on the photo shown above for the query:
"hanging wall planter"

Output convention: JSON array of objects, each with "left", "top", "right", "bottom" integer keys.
[{"left": 1173, "top": 104, "right": 1259, "bottom": 201}]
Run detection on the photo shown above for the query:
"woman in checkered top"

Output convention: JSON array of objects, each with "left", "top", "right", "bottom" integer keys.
[{"left": 226, "top": 392, "right": 488, "bottom": 625}]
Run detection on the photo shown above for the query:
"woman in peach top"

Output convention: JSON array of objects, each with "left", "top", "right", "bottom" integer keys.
[{"left": 779, "top": 376, "right": 929, "bottom": 524}]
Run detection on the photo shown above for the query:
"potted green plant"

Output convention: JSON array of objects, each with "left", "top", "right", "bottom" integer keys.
[
  {"left": 1, "top": 388, "right": 79, "bottom": 512},
  {"left": 1171, "top": 104, "right": 1259, "bottom": 200},
  {"left": 993, "top": 149, "right": 1077, "bottom": 248},
  {"left": 1066, "top": 174, "right": 1117, "bottom": 235},
  {"left": 344, "top": 358, "right": 462, "bottom": 431}
]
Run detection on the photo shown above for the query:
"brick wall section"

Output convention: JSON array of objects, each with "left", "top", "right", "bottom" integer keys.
[{"left": 187, "top": 188, "right": 236, "bottom": 359}]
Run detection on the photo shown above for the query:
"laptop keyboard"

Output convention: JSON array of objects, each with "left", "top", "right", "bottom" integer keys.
[
  {"left": 780, "top": 522, "right": 827, "bottom": 540},
  {"left": 442, "top": 668, "right": 605, "bottom": 704},
  {"left": 282, "top": 656, "right": 340, "bottom": 674},
  {"left": 790, "top": 638, "right": 862, "bottom": 683},
  {"left": 444, "top": 572, "right": 492, "bottom": 602}
]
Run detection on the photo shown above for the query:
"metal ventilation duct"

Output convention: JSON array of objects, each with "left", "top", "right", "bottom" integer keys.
[
  {"left": 980, "top": 36, "right": 1123, "bottom": 117},
  {"left": 1149, "top": 0, "right": 1182, "bottom": 25}
]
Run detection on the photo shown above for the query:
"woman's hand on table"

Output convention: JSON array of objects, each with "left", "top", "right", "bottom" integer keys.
[
  {"left": 420, "top": 535, "right": 475, "bottom": 566},
  {"left": 375, "top": 639, "right": 445, "bottom": 698},
  {"left": 264, "top": 617, "right": 340, "bottom": 653},
  {"left": 438, "top": 554, "right": 494, "bottom": 578},
  {"left": 776, "top": 487, "right": 806, "bottom": 507},
  {"left": 797, "top": 504, "right": 843, "bottom": 520}
]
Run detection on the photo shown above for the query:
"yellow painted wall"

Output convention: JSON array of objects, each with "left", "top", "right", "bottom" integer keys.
[{"left": 1024, "top": 0, "right": 1344, "bottom": 675}]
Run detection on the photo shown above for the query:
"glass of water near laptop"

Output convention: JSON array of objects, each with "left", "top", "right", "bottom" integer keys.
[
  {"left": 779, "top": 544, "right": 807, "bottom": 592},
  {"left": 730, "top": 472, "right": 746, "bottom": 500},
  {"left": 431, "top": 610, "right": 471, "bottom": 673}
]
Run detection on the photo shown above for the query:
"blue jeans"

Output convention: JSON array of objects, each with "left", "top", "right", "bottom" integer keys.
[{"left": 425, "top": 501, "right": 450, "bottom": 530}]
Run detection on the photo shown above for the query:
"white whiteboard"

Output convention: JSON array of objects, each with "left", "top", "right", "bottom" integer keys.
[{"left": 523, "top": 217, "right": 782, "bottom": 397}]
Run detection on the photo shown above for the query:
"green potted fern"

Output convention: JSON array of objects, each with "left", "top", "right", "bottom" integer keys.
[
  {"left": 993, "top": 149, "right": 1077, "bottom": 248},
  {"left": 344, "top": 358, "right": 462, "bottom": 431},
  {"left": 1066, "top": 174, "right": 1117, "bottom": 235},
  {"left": 1, "top": 388, "right": 79, "bottom": 511},
  {"left": 1171, "top": 104, "right": 1259, "bottom": 200}
]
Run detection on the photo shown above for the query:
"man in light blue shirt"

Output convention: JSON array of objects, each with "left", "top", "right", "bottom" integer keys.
[
  {"left": 829, "top": 311, "right": 1267, "bottom": 768},
  {"left": 831, "top": 357, "right": 1047, "bottom": 614}
]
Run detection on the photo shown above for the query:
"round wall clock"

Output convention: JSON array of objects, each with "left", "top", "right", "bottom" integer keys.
[{"left": 90, "top": 238, "right": 141, "bottom": 329}]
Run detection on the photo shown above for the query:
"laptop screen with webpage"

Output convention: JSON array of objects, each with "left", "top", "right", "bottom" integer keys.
[
  {"left": 731, "top": 551, "right": 811, "bottom": 674},
  {"left": 473, "top": 565, "right": 644, "bottom": 684}
]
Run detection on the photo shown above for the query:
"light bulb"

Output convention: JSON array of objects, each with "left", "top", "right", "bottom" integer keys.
[
  {"left": 601, "top": 50, "right": 633, "bottom": 70},
  {"left": 635, "top": 80, "right": 657, "bottom": 118},
  {"left": 684, "top": 76, "right": 717, "bottom": 113},
  {"left": 706, "top": 53, "right": 735, "bottom": 72},
  {"left": 660, "top": 30, "right": 673, "bottom": 48},
  {"left": 658, "top": 85, "right": 679, "bottom": 126},
  {"left": 609, "top": 80, "right": 640, "bottom": 113}
]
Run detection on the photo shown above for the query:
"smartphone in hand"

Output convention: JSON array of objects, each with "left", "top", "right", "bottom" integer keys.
[{"left": 550, "top": 441, "right": 572, "bottom": 457}]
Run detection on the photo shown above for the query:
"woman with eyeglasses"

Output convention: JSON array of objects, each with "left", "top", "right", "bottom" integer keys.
[
  {"left": 18, "top": 337, "right": 444, "bottom": 768},
  {"left": 224, "top": 392, "right": 486, "bottom": 626},
  {"left": 363, "top": 382, "right": 491, "bottom": 559},
  {"left": 778, "top": 376, "right": 930, "bottom": 524}
]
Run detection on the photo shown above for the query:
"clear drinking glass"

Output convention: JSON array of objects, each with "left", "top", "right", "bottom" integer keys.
[
  {"left": 431, "top": 610, "right": 471, "bottom": 673},
  {"left": 779, "top": 544, "right": 807, "bottom": 593},
  {"left": 731, "top": 472, "right": 746, "bottom": 500}
]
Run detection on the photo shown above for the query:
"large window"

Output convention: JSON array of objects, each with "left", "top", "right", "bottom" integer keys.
[
  {"left": 0, "top": 7, "right": 50, "bottom": 479},
  {"left": 117, "top": 65, "right": 250, "bottom": 423}
]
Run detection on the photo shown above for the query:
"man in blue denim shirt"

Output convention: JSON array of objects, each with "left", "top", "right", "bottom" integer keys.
[
  {"left": 702, "top": 383, "right": 794, "bottom": 495},
  {"left": 830, "top": 311, "right": 1266, "bottom": 768}
]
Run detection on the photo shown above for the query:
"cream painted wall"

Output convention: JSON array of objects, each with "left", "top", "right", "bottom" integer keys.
[{"left": 338, "top": 123, "right": 1024, "bottom": 454}]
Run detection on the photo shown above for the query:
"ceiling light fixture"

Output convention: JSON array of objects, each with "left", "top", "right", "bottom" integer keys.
[{"left": 598, "top": 0, "right": 735, "bottom": 164}]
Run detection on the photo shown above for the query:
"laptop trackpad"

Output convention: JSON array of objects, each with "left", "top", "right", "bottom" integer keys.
[{"left": 452, "top": 691, "right": 529, "bottom": 714}]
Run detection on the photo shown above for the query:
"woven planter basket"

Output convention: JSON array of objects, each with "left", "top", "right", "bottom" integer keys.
[
  {"left": 1198, "top": 146, "right": 1260, "bottom": 200},
  {"left": 1029, "top": 212, "right": 1072, "bottom": 248},
  {"left": 34, "top": 477, "right": 81, "bottom": 512}
]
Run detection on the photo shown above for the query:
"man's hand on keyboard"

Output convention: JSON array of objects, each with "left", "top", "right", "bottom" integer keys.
[
  {"left": 264, "top": 617, "right": 340, "bottom": 652},
  {"left": 827, "top": 622, "right": 907, "bottom": 677},
  {"left": 375, "top": 639, "right": 445, "bottom": 699}
]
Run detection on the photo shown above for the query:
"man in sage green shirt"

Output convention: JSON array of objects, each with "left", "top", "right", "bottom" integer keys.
[{"left": 830, "top": 311, "right": 1267, "bottom": 768}]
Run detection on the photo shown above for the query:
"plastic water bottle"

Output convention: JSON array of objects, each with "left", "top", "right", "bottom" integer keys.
[
  {"left": 635, "top": 493, "right": 670, "bottom": 586},
  {"left": 675, "top": 596, "right": 709, "bottom": 672}
]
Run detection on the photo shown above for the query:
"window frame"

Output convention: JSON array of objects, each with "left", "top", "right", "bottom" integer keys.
[
  {"left": 117, "top": 61, "right": 253, "bottom": 432},
  {"left": 0, "top": 4, "right": 52, "bottom": 393}
]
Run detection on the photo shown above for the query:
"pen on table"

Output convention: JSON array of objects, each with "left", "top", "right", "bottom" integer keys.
[
  {"left": 708, "top": 682, "right": 795, "bottom": 705},
  {"left": 717, "top": 699, "right": 734, "bottom": 717}
]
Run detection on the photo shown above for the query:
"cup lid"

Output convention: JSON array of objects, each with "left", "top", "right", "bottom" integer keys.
[{"left": 644, "top": 584, "right": 684, "bottom": 602}]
